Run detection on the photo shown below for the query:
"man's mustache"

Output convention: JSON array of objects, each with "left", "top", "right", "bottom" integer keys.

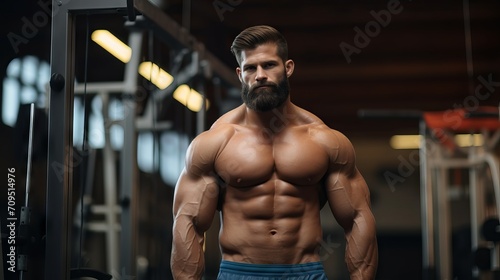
[{"left": 250, "top": 82, "right": 279, "bottom": 92}]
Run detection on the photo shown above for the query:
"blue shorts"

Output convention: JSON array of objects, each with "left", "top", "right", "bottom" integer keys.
[{"left": 216, "top": 260, "right": 328, "bottom": 280}]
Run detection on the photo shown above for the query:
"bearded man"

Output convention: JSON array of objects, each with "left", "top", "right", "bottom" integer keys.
[{"left": 171, "top": 25, "right": 378, "bottom": 280}]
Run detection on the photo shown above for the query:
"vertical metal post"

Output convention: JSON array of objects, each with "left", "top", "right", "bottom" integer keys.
[
  {"left": 47, "top": 1, "right": 128, "bottom": 279},
  {"left": 485, "top": 153, "right": 500, "bottom": 271},
  {"left": 420, "top": 120, "right": 435, "bottom": 280},
  {"left": 195, "top": 54, "right": 206, "bottom": 135},
  {"left": 196, "top": 89, "right": 206, "bottom": 135},
  {"left": 101, "top": 93, "right": 120, "bottom": 274},
  {"left": 435, "top": 164, "right": 451, "bottom": 280},
  {"left": 469, "top": 144, "right": 484, "bottom": 278},
  {"left": 46, "top": 1, "right": 75, "bottom": 279},
  {"left": 120, "top": 30, "right": 142, "bottom": 277},
  {"left": 0, "top": 220, "right": 3, "bottom": 276}
]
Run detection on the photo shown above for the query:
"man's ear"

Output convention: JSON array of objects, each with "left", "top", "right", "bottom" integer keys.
[
  {"left": 285, "top": 59, "right": 295, "bottom": 78},
  {"left": 236, "top": 67, "right": 242, "bottom": 82}
]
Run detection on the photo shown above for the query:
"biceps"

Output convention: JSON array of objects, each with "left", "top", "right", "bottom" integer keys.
[
  {"left": 173, "top": 171, "right": 220, "bottom": 232},
  {"left": 326, "top": 170, "right": 371, "bottom": 230}
]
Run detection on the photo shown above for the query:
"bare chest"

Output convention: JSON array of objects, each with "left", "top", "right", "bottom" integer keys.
[{"left": 215, "top": 130, "right": 329, "bottom": 187}]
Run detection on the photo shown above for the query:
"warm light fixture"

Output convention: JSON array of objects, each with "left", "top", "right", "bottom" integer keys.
[
  {"left": 91, "top": 30, "right": 174, "bottom": 90},
  {"left": 173, "top": 84, "right": 210, "bottom": 112},
  {"left": 390, "top": 134, "right": 484, "bottom": 149},
  {"left": 138, "top": 61, "right": 174, "bottom": 90},
  {"left": 91, "top": 30, "right": 132, "bottom": 63},
  {"left": 455, "top": 134, "right": 484, "bottom": 147},
  {"left": 390, "top": 135, "right": 422, "bottom": 150}
]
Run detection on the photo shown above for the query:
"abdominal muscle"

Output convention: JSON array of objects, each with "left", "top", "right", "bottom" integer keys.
[{"left": 218, "top": 177, "right": 323, "bottom": 264}]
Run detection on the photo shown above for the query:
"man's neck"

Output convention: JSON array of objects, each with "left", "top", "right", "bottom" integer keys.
[{"left": 243, "top": 101, "right": 296, "bottom": 135}]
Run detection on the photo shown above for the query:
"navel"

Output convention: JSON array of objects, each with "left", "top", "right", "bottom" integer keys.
[{"left": 269, "top": 229, "right": 277, "bottom": 236}]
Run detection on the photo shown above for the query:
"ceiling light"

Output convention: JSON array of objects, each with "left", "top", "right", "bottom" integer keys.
[
  {"left": 390, "top": 134, "right": 484, "bottom": 149},
  {"left": 390, "top": 135, "right": 422, "bottom": 149},
  {"left": 91, "top": 30, "right": 132, "bottom": 63},
  {"left": 173, "top": 84, "right": 210, "bottom": 112},
  {"left": 138, "top": 61, "right": 174, "bottom": 90}
]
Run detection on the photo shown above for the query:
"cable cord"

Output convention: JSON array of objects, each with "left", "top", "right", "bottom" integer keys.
[{"left": 78, "top": 14, "right": 90, "bottom": 269}]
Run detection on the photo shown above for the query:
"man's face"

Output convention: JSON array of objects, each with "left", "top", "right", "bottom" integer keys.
[{"left": 236, "top": 43, "right": 294, "bottom": 112}]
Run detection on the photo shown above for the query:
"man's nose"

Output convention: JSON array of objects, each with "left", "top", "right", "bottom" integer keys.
[{"left": 255, "top": 66, "right": 267, "bottom": 81}]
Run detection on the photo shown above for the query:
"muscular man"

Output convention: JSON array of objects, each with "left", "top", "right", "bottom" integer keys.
[{"left": 171, "top": 25, "right": 378, "bottom": 279}]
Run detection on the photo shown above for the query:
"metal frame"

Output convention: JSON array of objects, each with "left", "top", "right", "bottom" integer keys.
[
  {"left": 421, "top": 126, "right": 500, "bottom": 279},
  {"left": 72, "top": 84, "right": 129, "bottom": 276},
  {"left": 48, "top": 2, "right": 129, "bottom": 278},
  {"left": 419, "top": 120, "right": 435, "bottom": 280},
  {"left": 0, "top": 220, "right": 3, "bottom": 276},
  {"left": 359, "top": 110, "right": 500, "bottom": 279},
  {"left": 48, "top": 0, "right": 239, "bottom": 278},
  {"left": 119, "top": 30, "right": 142, "bottom": 278}
]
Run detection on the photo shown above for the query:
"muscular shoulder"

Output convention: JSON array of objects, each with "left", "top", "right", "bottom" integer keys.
[
  {"left": 185, "top": 123, "right": 236, "bottom": 176},
  {"left": 308, "top": 124, "right": 356, "bottom": 168},
  {"left": 190, "top": 105, "right": 246, "bottom": 158}
]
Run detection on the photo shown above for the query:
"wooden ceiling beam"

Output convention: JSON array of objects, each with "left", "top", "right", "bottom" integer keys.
[
  {"left": 182, "top": 1, "right": 500, "bottom": 30},
  {"left": 290, "top": 59, "right": 499, "bottom": 82}
]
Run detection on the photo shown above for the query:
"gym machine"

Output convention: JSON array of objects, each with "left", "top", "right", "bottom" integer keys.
[
  {"left": 359, "top": 107, "right": 500, "bottom": 280},
  {"left": 46, "top": 0, "right": 239, "bottom": 279}
]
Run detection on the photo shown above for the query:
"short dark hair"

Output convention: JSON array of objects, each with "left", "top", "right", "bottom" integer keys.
[{"left": 230, "top": 25, "right": 288, "bottom": 66}]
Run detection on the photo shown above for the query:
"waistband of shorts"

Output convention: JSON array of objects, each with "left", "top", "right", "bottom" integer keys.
[{"left": 219, "top": 260, "right": 325, "bottom": 276}]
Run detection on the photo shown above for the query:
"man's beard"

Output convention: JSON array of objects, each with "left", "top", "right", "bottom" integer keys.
[{"left": 241, "top": 74, "right": 290, "bottom": 112}]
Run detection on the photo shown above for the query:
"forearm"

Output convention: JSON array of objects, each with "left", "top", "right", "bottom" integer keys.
[
  {"left": 171, "top": 217, "right": 206, "bottom": 279},
  {"left": 345, "top": 212, "right": 378, "bottom": 280}
]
